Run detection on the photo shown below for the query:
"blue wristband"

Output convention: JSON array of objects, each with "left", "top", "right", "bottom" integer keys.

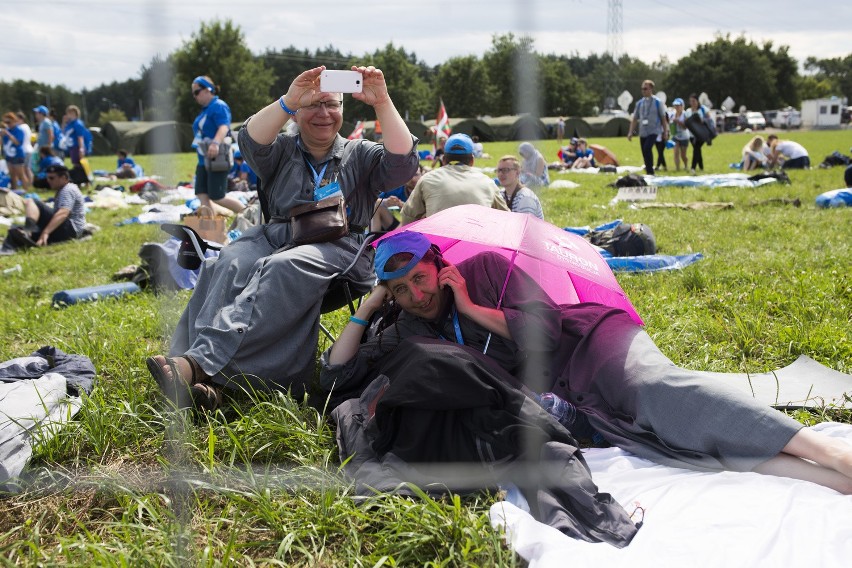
[
  {"left": 349, "top": 316, "right": 370, "bottom": 327},
  {"left": 279, "top": 97, "right": 297, "bottom": 116}
]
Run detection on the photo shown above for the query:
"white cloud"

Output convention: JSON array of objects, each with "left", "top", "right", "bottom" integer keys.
[{"left": 4, "top": 0, "right": 851, "bottom": 90}]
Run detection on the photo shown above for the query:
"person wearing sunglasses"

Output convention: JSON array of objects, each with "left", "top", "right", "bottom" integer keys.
[
  {"left": 1, "top": 163, "right": 86, "bottom": 254},
  {"left": 189, "top": 75, "right": 245, "bottom": 214},
  {"left": 146, "top": 65, "right": 419, "bottom": 412}
]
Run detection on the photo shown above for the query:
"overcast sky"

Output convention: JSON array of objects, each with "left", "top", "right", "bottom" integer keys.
[{"left": 6, "top": 0, "right": 852, "bottom": 92}]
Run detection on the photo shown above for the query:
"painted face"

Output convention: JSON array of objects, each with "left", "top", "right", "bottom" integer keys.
[
  {"left": 387, "top": 260, "right": 444, "bottom": 320},
  {"left": 296, "top": 95, "right": 344, "bottom": 147}
]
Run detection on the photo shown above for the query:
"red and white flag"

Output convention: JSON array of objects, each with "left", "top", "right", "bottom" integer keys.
[
  {"left": 347, "top": 120, "right": 364, "bottom": 140},
  {"left": 432, "top": 100, "right": 452, "bottom": 156}
]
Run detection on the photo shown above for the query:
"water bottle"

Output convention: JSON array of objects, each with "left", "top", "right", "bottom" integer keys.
[
  {"left": 2, "top": 264, "right": 22, "bottom": 276},
  {"left": 227, "top": 228, "right": 242, "bottom": 242},
  {"left": 538, "top": 392, "right": 578, "bottom": 429},
  {"left": 539, "top": 392, "right": 607, "bottom": 444}
]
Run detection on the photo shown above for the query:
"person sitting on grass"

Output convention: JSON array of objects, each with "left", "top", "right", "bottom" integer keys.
[
  {"left": 113, "top": 149, "right": 139, "bottom": 179},
  {"left": 31, "top": 146, "right": 64, "bottom": 189},
  {"left": 766, "top": 134, "right": 810, "bottom": 170},
  {"left": 570, "top": 138, "right": 597, "bottom": 170},
  {"left": 227, "top": 149, "right": 258, "bottom": 192},
  {"left": 496, "top": 155, "right": 543, "bottom": 219},
  {"left": 1, "top": 163, "right": 86, "bottom": 254},
  {"left": 322, "top": 231, "right": 852, "bottom": 495},
  {"left": 370, "top": 164, "right": 425, "bottom": 232},
  {"left": 741, "top": 135, "right": 768, "bottom": 171},
  {"left": 518, "top": 142, "right": 550, "bottom": 188}
]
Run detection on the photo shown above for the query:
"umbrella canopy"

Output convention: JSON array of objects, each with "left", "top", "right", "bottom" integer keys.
[{"left": 377, "top": 204, "right": 643, "bottom": 325}]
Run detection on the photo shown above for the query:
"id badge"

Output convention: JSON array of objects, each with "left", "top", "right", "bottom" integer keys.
[
  {"left": 314, "top": 180, "right": 342, "bottom": 201},
  {"left": 641, "top": 119, "right": 649, "bottom": 125}
]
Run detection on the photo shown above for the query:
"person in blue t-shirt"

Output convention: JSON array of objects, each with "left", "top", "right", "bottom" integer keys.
[
  {"left": 191, "top": 75, "right": 244, "bottom": 213},
  {"left": 114, "top": 148, "right": 139, "bottom": 179},
  {"left": 32, "top": 146, "right": 65, "bottom": 189},
  {"left": 370, "top": 164, "right": 425, "bottom": 231},
  {"left": 61, "top": 105, "right": 93, "bottom": 186},
  {"left": 1, "top": 112, "right": 27, "bottom": 189},
  {"left": 61, "top": 105, "right": 88, "bottom": 165},
  {"left": 570, "top": 138, "right": 597, "bottom": 170},
  {"left": 228, "top": 149, "right": 258, "bottom": 191}
]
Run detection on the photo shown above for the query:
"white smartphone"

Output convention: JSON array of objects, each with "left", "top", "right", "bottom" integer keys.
[{"left": 320, "top": 70, "right": 363, "bottom": 93}]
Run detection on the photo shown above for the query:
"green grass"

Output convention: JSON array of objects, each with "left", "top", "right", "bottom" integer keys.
[{"left": 0, "top": 129, "right": 850, "bottom": 565}]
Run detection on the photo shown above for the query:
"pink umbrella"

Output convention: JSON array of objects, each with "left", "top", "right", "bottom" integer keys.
[{"left": 377, "top": 204, "right": 643, "bottom": 325}]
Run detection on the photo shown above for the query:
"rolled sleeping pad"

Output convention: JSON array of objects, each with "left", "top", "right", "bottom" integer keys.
[{"left": 52, "top": 282, "right": 141, "bottom": 307}]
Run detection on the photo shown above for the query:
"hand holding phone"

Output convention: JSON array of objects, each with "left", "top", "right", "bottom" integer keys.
[{"left": 320, "top": 70, "right": 363, "bottom": 93}]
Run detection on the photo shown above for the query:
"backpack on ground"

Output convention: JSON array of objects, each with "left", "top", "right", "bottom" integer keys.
[
  {"left": 609, "top": 173, "right": 647, "bottom": 188},
  {"left": 585, "top": 222, "right": 657, "bottom": 257}
]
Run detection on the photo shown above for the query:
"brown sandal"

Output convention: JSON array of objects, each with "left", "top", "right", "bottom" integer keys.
[
  {"left": 190, "top": 382, "right": 223, "bottom": 413},
  {"left": 145, "top": 355, "right": 207, "bottom": 408}
]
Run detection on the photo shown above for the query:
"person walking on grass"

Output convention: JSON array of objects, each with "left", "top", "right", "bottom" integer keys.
[
  {"left": 189, "top": 75, "right": 245, "bottom": 214},
  {"left": 627, "top": 80, "right": 669, "bottom": 176}
]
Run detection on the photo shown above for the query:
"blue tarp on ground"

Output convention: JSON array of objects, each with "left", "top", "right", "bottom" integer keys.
[{"left": 565, "top": 220, "right": 704, "bottom": 273}]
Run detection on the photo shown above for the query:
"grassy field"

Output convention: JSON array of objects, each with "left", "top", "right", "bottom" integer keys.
[{"left": 0, "top": 129, "right": 850, "bottom": 566}]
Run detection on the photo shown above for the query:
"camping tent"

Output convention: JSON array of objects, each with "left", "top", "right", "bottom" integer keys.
[
  {"left": 451, "top": 118, "right": 497, "bottom": 142},
  {"left": 483, "top": 114, "right": 547, "bottom": 141},
  {"left": 100, "top": 121, "right": 195, "bottom": 155},
  {"left": 563, "top": 117, "right": 593, "bottom": 138},
  {"left": 89, "top": 129, "right": 114, "bottom": 156},
  {"left": 357, "top": 119, "right": 428, "bottom": 141},
  {"left": 585, "top": 116, "right": 631, "bottom": 138}
]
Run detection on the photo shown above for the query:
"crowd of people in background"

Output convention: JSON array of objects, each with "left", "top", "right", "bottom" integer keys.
[{"left": 1, "top": 104, "right": 94, "bottom": 190}]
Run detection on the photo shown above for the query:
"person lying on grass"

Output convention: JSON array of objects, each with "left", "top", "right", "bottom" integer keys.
[{"left": 321, "top": 230, "right": 852, "bottom": 494}]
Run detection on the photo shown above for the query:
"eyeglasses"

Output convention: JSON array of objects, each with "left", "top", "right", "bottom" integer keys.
[
  {"left": 496, "top": 167, "right": 518, "bottom": 174},
  {"left": 302, "top": 100, "right": 343, "bottom": 112},
  {"left": 192, "top": 89, "right": 203, "bottom": 97}
]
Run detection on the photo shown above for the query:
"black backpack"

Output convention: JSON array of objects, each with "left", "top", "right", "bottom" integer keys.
[
  {"left": 585, "top": 222, "right": 657, "bottom": 257},
  {"left": 609, "top": 173, "right": 647, "bottom": 188}
]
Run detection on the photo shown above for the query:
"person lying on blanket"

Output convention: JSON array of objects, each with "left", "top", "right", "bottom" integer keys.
[{"left": 321, "top": 231, "right": 852, "bottom": 494}]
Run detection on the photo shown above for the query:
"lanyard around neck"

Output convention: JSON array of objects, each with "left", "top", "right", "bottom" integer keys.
[
  {"left": 436, "top": 307, "right": 465, "bottom": 346},
  {"left": 305, "top": 160, "right": 329, "bottom": 192}
]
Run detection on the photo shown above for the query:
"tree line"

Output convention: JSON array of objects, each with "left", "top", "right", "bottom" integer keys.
[{"left": 2, "top": 20, "right": 850, "bottom": 129}]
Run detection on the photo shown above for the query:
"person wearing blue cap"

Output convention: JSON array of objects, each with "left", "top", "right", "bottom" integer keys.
[
  {"left": 189, "top": 75, "right": 244, "bottom": 214},
  {"left": 228, "top": 149, "right": 258, "bottom": 191},
  {"left": 400, "top": 133, "right": 507, "bottom": 224},
  {"left": 321, "top": 230, "right": 852, "bottom": 496},
  {"left": 669, "top": 98, "right": 690, "bottom": 171}
]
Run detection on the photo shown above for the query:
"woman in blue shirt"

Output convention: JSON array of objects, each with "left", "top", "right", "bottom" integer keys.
[
  {"left": 191, "top": 75, "right": 244, "bottom": 213},
  {"left": 1, "top": 112, "right": 27, "bottom": 189}
]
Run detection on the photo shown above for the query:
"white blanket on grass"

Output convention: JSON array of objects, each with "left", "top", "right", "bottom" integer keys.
[{"left": 491, "top": 422, "right": 852, "bottom": 568}]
